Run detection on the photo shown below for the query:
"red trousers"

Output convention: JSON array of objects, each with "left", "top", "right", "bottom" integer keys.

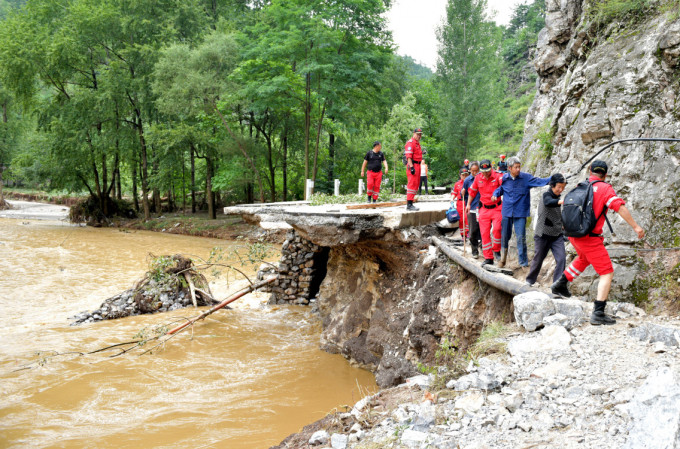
[
  {"left": 406, "top": 162, "right": 421, "bottom": 201},
  {"left": 456, "top": 200, "right": 468, "bottom": 238},
  {"left": 366, "top": 171, "right": 383, "bottom": 200},
  {"left": 564, "top": 235, "right": 613, "bottom": 281},
  {"left": 478, "top": 206, "right": 502, "bottom": 260}
]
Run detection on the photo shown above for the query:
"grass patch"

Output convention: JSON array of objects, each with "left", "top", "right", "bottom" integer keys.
[
  {"left": 420, "top": 321, "right": 511, "bottom": 391},
  {"left": 535, "top": 118, "right": 555, "bottom": 159},
  {"left": 309, "top": 192, "right": 402, "bottom": 206},
  {"left": 587, "top": 0, "right": 652, "bottom": 27}
]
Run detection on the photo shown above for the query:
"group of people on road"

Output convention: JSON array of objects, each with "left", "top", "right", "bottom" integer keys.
[
  {"left": 452, "top": 156, "right": 645, "bottom": 326},
  {"left": 360, "top": 128, "right": 646, "bottom": 325}
]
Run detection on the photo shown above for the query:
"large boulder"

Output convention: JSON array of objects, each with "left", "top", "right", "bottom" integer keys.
[
  {"left": 513, "top": 292, "right": 589, "bottom": 331},
  {"left": 623, "top": 368, "right": 680, "bottom": 449}
]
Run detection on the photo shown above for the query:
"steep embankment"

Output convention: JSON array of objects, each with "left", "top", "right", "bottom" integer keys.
[{"left": 520, "top": 0, "right": 680, "bottom": 311}]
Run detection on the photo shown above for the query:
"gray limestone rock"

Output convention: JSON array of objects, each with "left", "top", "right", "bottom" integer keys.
[
  {"left": 401, "top": 429, "right": 428, "bottom": 447},
  {"left": 308, "top": 430, "right": 329, "bottom": 445},
  {"left": 513, "top": 291, "right": 556, "bottom": 331},
  {"left": 509, "top": 325, "right": 572, "bottom": 356},
  {"left": 330, "top": 433, "right": 348, "bottom": 449},
  {"left": 629, "top": 323, "right": 680, "bottom": 347},
  {"left": 623, "top": 368, "right": 680, "bottom": 449}
]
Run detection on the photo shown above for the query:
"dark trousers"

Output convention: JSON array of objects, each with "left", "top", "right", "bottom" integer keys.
[
  {"left": 526, "top": 234, "right": 566, "bottom": 285},
  {"left": 468, "top": 211, "right": 481, "bottom": 252},
  {"left": 418, "top": 176, "right": 428, "bottom": 194}
]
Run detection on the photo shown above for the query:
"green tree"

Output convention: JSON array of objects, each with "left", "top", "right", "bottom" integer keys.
[{"left": 436, "top": 0, "right": 505, "bottom": 161}]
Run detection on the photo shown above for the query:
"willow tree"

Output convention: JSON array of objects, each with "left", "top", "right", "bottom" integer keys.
[{"left": 436, "top": 0, "right": 505, "bottom": 161}]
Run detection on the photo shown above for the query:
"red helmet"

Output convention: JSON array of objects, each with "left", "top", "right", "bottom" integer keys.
[
  {"left": 500, "top": 154, "right": 506, "bottom": 160},
  {"left": 464, "top": 159, "right": 470, "bottom": 165}
]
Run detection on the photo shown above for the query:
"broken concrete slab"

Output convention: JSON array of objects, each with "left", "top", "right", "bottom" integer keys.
[{"left": 225, "top": 201, "right": 448, "bottom": 246}]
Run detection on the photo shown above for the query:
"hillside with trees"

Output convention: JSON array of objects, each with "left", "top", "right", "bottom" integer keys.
[{"left": 0, "top": 0, "right": 545, "bottom": 219}]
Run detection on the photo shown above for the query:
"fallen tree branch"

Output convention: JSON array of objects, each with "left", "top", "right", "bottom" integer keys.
[
  {"left": 184, "top": 272, "right": 198, "bottom": 307},
  {"left": 166, "top": 276, "right": 277, "bottom": 336}
]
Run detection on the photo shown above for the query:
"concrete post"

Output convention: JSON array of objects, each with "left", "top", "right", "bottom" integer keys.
[
  {"left": 305, "top": 179, "right": 314, "bottom": 200},
  {"left": 358, "top": 179, "right": 364, "bottom": 195},
  {"left": 334, "top": 179, "right": 340, "bottom": 196}
]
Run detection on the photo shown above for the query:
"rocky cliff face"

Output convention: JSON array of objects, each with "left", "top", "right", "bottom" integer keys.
[{"left": 521, "top": 0, "right": 680, "bottom": 308}]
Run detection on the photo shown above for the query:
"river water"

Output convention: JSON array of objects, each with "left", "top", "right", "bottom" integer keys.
[{"left": 0, "top": 218, "right": 376, "bottom": 449}]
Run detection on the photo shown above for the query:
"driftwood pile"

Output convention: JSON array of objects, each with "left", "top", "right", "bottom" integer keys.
[{"left": 71, "top": 255, "right": 217, "bottom": 325}]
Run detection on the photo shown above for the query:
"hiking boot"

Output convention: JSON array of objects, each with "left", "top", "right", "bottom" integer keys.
[
  {"left": 406, "top": 201, "right": 419, "bottom": 211},
  {"left": 498, "top": 249, "right": 508, "bottom": 268},
  {"left": 493, "top": 251, "right": 501, "bottom": 261},
  {"left": 367, "top": 196, "right": 372, "bottom": 203},
  {"left": 481, "top": 258, "right": 494, "bottom": 267},
  {"left": 591, "top": 300, "right": 616, "bottom": 325},
  {"left": 373, "top": 198, "right": 378, "bottom": 203},
  {"left": 471, "top": 246, "right": 479, "bottom": 259},
  {"left": 551, "top": 274, "right": 572, "bottom": 298}
]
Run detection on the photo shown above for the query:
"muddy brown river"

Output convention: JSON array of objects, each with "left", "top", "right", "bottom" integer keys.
[{"left": 0, "top": 218, "right": 376, "bottom": 448}]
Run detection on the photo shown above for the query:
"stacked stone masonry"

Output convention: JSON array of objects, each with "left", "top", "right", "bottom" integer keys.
[{"left": 257, "top": 230, "right": 329, "bottom": 305}]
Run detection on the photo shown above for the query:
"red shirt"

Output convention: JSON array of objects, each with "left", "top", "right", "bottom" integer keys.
[
  {"left": 404, "top": 138, "right": 422, "bottom": 163},
  {"left": 468, "top": 169, "right": 503, "bottom": 207},
  {"left": 452, "top": 179, "right": 464, "bottom": 202},
  {"left": 589, "top": 175, "right": 625, "bottom": 235}
]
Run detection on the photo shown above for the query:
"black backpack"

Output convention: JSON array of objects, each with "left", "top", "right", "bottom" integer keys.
[{"left": 561, "top": 180, "right": 613, "bottom": 237}]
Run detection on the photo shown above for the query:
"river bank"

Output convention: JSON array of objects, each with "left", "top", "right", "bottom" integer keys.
[
  {"left": 1, "top": 199, "right": 284, "bottom": 242},
  {"left": 273, "top": 307, "right": 680, "bottom": 449}
]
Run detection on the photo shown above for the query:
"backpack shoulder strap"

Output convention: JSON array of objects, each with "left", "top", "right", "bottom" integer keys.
[{"left": 590, "top": 180, "right": 614, "bottom": 234}]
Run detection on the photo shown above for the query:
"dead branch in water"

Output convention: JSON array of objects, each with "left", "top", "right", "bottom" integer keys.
[{"left": 11, "top": 276, "right": 277, "bottom": 372}]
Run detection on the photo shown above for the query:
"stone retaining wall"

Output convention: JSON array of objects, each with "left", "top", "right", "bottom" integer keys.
[{"left": 257, "top": 230, "right": 329, "bottom": 304}]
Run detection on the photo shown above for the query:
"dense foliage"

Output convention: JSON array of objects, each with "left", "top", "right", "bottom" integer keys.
[{"left": 0, "top": 0, "right": 545, "bottom": 217}]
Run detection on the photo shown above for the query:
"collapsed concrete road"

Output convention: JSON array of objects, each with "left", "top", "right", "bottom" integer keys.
[
  {"left": 225, "top": 200, "right": 450, "bottom": 245},
  {"left": 226, "top": 200, "right": 517, "bottom": 387}
]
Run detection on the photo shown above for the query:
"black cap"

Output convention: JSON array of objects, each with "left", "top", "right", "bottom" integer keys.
[
  {"left": 590, "top": 160, "right": 608, "bottom": 175},
  {"left": 479, "top": 159, "right": 492, "bottom": 172},
  {"left": 549, "top": 173, "right": 567, "bottom": 186},
  {"left": 413, "top": 128, "right": 423, "bottom": 134},
  {"left": 459, "top": 167, "right": 469, "bottom": 175},
  {"left": 372, "top": 141, "right": 381, "bottom": 148}
]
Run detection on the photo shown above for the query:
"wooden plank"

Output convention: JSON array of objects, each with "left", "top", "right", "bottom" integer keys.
[
  {"left": 346, "top": 200, "right": 408, "bottom": 210},
  {"left": 431, "top": 236, "right": 537, "bottom": 296}
]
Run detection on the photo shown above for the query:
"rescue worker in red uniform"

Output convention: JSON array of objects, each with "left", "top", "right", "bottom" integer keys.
[
  {"left": 452, "top": 167, "right": 470, "bottom": 238},
  {"left": 551, "top": 160, "right": 645, "bottom": 325},
  {"left": 361, "top": 141, "right": 388, "bottom": 203},
  {"left": 404, "top": 128, "right": 423, "bottom": 211},
  {"left": 466, "top": 159, "right": 503, "bottom": 266}
]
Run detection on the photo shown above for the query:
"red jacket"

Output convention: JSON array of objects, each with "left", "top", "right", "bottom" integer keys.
[
  {"left": 589, "top": 175, "right": 625, "bottom": 235},
  {"left": 404, "top": 138, "right": 422, "bottom": 163},
  {"left": 468, "top": 170, "right": 503, "bottom": 207},
  {"left": 452, "top": 179, "right": 465, "bottom": 202}
]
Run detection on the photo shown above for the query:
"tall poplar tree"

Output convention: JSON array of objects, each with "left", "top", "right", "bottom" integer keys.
[{"left": 436, "top": 0, "right": 505, "bottom": 162}]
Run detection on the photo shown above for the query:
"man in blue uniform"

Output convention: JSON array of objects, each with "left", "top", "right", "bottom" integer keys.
[{"left": 492, "top": 157, "right": 551, "bottom": 269}]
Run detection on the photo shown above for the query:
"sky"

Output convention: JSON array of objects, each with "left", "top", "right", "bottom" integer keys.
[{"left": 386, "top": 0, "right": 524, "bottom": 70}]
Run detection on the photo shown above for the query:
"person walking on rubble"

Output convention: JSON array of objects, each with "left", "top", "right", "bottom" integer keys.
[
  {"left": 462, "top": 161, "right": 482, "bottom": 258},
  {"left": 452, "top": 167, "right": 470, "bottom": 239},
  {"left": 361, "top": 141, "right": 388, "bottom": 203},
  {"left": 466, "top": 159, "right": 503, "bottom": 266},
  {"left": 551, "top": 160, "right": 645, "bottom": 325},
  {"left": 525, "top": 173, "right": 568, "bottom": 286},
  {"left": 404, "top": 128, "right": 424, "bottom": 211},
  {"left": 492, "top": 156, "right": 550, "bottom": 270}
]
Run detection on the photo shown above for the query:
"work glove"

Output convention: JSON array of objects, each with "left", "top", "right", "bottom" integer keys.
[{"left": 410, "top": 166, "right": 415, "bottom": 175}]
